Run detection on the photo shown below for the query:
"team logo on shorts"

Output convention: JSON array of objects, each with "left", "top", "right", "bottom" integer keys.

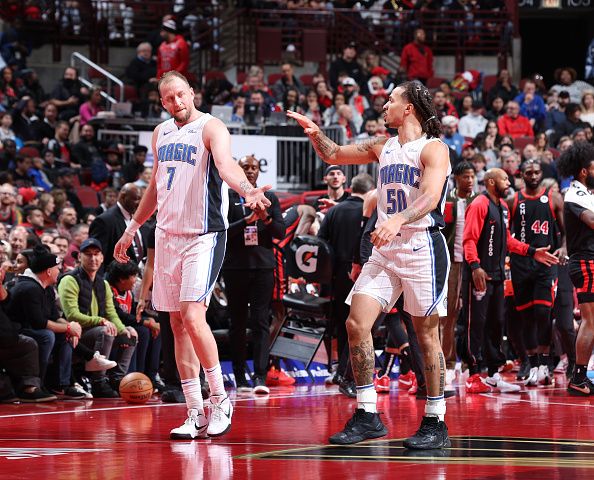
[
  {"left": 540, "top": 195, "right": 549, "bottom": 204},
  {"left": 296, "top": 245, "right": 319, "bottom": 273}
]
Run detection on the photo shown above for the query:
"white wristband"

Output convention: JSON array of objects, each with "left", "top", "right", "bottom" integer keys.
[{"left": 124, "top": 219, "right": 141, "bottom": 237}]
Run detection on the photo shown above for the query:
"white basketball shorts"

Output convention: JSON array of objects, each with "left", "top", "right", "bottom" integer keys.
[
  {"left": 152, "top": 229, "right": 226, "bottom": 312},
  {"left": 346, "top": 228, "right": 450, "bottom": 317}
]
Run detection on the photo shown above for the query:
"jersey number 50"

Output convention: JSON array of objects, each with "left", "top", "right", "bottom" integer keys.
[{"left": 386, "top": 189, "right": 407, "bottom": 214}]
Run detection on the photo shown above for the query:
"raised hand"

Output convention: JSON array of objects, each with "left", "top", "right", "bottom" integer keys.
[
  {"left": 286, "top": 110, "right": 320, "bottom": 135},
  {"left": 244, "top": 185, "right": 272, "bottom": 211}
]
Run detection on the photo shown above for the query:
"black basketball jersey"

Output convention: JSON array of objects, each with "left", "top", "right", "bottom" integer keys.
[{"left": 511, "top": 187, "right": 559, "bottom": 250}]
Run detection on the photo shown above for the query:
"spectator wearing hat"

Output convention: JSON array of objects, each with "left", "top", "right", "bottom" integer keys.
[
  {"left": 122, "top": 145, "right": 148, "bottom": 184},
  {"left": 497, "top": 101, "right": 534, "bottom": 139},
  {"left": 441, "top": 115, "right": 465, "bottom": 156},
  {"left": 371, "top": 66, "right": 394, "bottom": 91},
  {"left": 7, "top": 245, "right": 87, "bottom": 399},
  {"left": 342, "top": 77, "right": 369, "bottom": 116},
  {"left": 458, "top": 101, "right": 488, "bottom": 139},
  {"left": 514, "top": 80, "right": 546, "bottom": 132},
  {"left": 89, "top": 183, "right": 148, "bottom": 268},
  {"left": 550, "top": 67, "right": 592, "bottom": 104},
  {"left": 545, "top": 91, "right": 570, "bottom": 135},
  {"left": 315, "top": 165, "right": 350, "bottom": 214},
  {"left": 329, "top": 42, "right": 364, "bottom": 91},
  {"left": 54, "top": 168, "right": 84, "bottom": 218},
  {"left": 58, "top": 237, "right": 138, "bottom": 398},
  {"left": 400, "top": 28, "right": 434, "bottom": 84},
  {"left": 157, "top": 20, "right": 189, "bottom": 79},
  {"left": 10, "top": 151, "right": 34, "bottom": 188},
  {"left": 0, "top": 263, "right": 57, "bottom": 403}
]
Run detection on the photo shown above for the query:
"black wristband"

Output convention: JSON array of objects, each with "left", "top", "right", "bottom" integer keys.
[
  {"left": 527, "top": 246, "right": 536, "bottom": 257},
  {"left": 470, "top": 261, "right": 481, "bottom": 271}
]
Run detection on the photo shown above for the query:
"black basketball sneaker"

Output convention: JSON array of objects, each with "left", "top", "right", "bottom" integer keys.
[
  {"left": 403, "top": 416, "right": 451, "bottom": 450},
  {"left": 328, "top": 409, "right": 388, "bottom": 445}
]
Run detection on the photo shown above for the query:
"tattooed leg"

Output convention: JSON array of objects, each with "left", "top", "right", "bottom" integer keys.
[
  {"left": 413, "top": 314, "right": 445, "bottom": 398},
  {"left": 350, "top": 337, "right": 375, "bottom": 386}
]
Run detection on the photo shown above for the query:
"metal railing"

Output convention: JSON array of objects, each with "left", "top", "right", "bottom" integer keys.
[{"left": 71, "top": 52, "right": 123, "bottom": 105}]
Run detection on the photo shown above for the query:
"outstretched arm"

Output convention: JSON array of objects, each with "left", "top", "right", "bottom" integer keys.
[
  {"left": 204, "top": 118, "right": 271, "bottom": 211},
  {"left": 286, "top": 110, "right": 386, "bottom": 165}
]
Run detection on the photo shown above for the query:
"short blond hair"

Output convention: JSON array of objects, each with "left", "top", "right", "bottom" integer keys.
[{"left": 158, "top": 71, "right": 190, "bottom": 95}]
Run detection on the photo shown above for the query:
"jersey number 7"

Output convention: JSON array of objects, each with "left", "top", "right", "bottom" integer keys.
[{"left": 166, "top": 166, "right": 176, "bottom": 190}]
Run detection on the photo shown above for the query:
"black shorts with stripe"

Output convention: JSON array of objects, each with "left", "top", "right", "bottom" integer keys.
[
  {"left": 569, "top": 257, "right": 594, "bottom": 304},
  {"left": 510, "top": 256, "right": 558, "bottom": 311}
]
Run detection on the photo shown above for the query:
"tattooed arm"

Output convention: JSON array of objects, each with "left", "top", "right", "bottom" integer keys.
[
  {"left": 371, "top": 141, "right": 450, "bottom": 248},
  {"left": 205, "top": 117, "right": 271, "bottom": 210},
  {"left": 287, "top": 110, "right": 386, "bottom": 165}
]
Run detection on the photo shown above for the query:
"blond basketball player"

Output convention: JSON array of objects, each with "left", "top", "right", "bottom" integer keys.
[
  {"left": 114, "top": 71, "right": 271, "bottom": 440},
  {"left": 288, "top": 82, "right": 452, "bottom": 449}
]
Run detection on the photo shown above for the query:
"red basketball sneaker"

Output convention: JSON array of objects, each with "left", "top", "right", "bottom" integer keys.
[
  {"left": 266, "top": 367, "right": 295, "bottom": 386},
  {"left": 465, "top": 373, "right": 492, "bottom": 394},
  {"left": 374, "top": 375, "right": 391, "bottom": 393},
  {"left": 398, "top": 371, "right": 416, "bottom": 391}
]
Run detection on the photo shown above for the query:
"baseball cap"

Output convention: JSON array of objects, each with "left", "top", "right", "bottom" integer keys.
[
  {"left": 345, "top": 41, "right": 357, "bottom": 50},
  {"left": 441, "top": 115, "right": 458, "bottom": 127},
  {"left": 371, "top": 66, "right": 390, "bottom": 76},
  {"left": 161, "top": 19, "right": 178, "bottom": 34},
  {"left": 324, "top": 165, "right": 345, "bottom": 176},
  {"left": 342, "top": 77, "right": 357, "bottom": 87},
  {"left": 80, "top": 238, "right": 103, "bottom": 253},
  {"left": 18, "top": 187, "right": 38, "bottom": 204}
]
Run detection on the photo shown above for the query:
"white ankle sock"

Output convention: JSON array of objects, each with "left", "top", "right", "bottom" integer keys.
[
  {"left": 205, "top": 364, "right": 226, "bottom": 397},
  {"left": 181, "top": 377, "right": 204, "bottom": 414},
  {"left": 356, "top": 384, "right": 377, "bottom": 413},
  {"left": 425, "top": 395, "right": 446, "bottom": 421}
]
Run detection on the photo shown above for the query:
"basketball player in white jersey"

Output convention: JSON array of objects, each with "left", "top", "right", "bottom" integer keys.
[
  {"left": 288, "top": 82, "right": 452, "bottom": 449},
  {"left": 114, "top": 71, "right": 271, "bottom": 440}
]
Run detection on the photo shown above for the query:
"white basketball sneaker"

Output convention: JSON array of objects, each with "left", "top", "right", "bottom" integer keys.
[
  {"left": 484, "top": 373, "right": 521, "bottom": 393},
  {"left": 207, "top": 394, "right": 233, "bottom": 437},
  {"left": 524, "top": 367, "right": 539, "bottom": 386},
  {"left": 537, "top": 365, "right": 553, "bottom": 386},
  {"left": 170, "top": 409, "right": 209, "bottom": 440}
]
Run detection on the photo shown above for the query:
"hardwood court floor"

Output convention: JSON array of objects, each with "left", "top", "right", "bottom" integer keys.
[{"left": 2, "top": 372, "right": 594, "bottom": 479}]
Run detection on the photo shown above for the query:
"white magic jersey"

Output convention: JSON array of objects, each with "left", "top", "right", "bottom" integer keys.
[
  {"left": 377, "top": 135, "right": 451, "bottom": 231},
  {"left": 154, "top": 114, "right": 229, "bottom": 235}
]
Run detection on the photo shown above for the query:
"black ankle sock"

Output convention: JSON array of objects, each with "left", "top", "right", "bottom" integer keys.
[
  {"left": 378, "top": 353, "right": 396, "bottom": 378},
  {"left": 528, "top": 354, "right": 538, "bottom": 368},
  {"left": 488, "top": 366, "right": 498, "bottom": 377},
  {"left": 398, "top": 347, "right": 412, "bottom": 375},
  {"left": 538, "top": 353, "right": 550, "bottom": 367},
  {"left": 574, "top": 364, "right": 588, "bottom": 382}
]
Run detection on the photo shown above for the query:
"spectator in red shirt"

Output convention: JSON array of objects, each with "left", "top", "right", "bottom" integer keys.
[
  {"left": 433, "top": 90, "right": 458, "bottom": 120},
  {"left": 400, "top": 28, "right": 434, "bottom": 84},
  {"left": 157, "top": 20, "right": 189, "bottom": 79},
  {"left": 497, "top": 101, "right": 534, "bottom": 139}
]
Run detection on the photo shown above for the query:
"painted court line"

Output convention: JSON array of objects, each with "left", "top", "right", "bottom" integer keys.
[{"left": 0, "top": 390, "right": 340, "bottom": 420}]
